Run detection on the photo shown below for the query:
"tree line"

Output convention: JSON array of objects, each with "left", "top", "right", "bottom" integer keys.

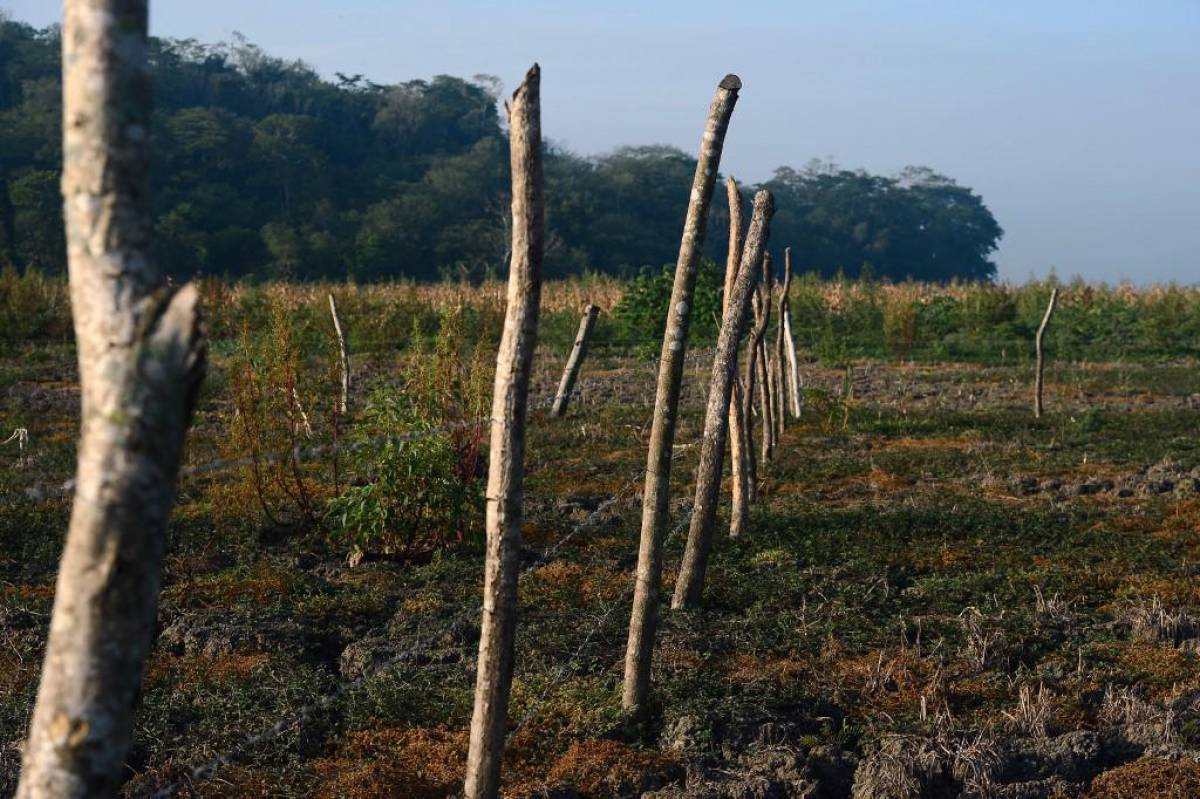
[{"left": 0, "top": 15, "right": 1002, "bottom": 283}]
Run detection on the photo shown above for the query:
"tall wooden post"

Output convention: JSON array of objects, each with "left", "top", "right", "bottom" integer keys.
[
  {"left": 551, "top": 303, "right": 599, "bottom": 417},
  {"left": 723, "top": 177, "right": 751, "bottom": 538},
  {"left": 782, "top": 249, "right": 802, "bottom": 419},
  {"left": 1034, "top": 287, "right": 1058, "bottom": 419},
  {"left": 622, "top": 74, "right": 741, "bottom": 716},
  {"left": 18, "top": 1, "right": 206, "bottom": 795},
  {"left": 464, "top": 64, "right": 544, "bottom": 799},
  {"left": 672, "top": 191, "right": 775, "bottom": 609},
  {"left": 773, "top": 247, "right": 793, "bottom": 433},
  {"left": 756, "top": 254, "right": 775, "bottom": 463},
  {"left": 742, "top": 274, "right": 769, "bottom": 508}
]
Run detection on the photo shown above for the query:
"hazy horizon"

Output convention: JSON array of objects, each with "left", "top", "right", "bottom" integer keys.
[{"left": 5, "top": 0, "right": 1198, "bottom": 285}]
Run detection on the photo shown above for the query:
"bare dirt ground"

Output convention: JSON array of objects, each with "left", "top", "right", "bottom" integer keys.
[{"left": 5, "top": 350, "right": 1200, "bottom": 797}]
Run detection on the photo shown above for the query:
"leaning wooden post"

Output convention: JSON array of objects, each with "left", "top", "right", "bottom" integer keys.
[
  {"left": 551, "top": 303, "right": 599, "bottom": 417},
  {"left": 464, "top": 64, "right": 544, "bottom": 799},
  {"left": 1034, "top": 286, "right": 1058, "bottom": 419},
  {"left": 742, "top": 283, "right": 768, "bottom": 508},
  {"left": 782, "top": 251, "right": 802, "bottom": 419},
  {"left": 774, "top": 247, "right": 794, "bottom": 432},
  {"left": 328, "top": 293, "right": 350, "bottom": 415},
  {"left": 756, "top": 255, "right": 775, "bottom": 463},
  {"left": 673, "top": 191, "right": 774, "bottom": 609},
  {"left": 622, "top": 74, "right": 741, "bottom": 717},
  {"left": 18, "top": 1, "right": 206, "bottom": 795},
  {"left": 723, "top": 177, "right": 751, "bottom": 539}
]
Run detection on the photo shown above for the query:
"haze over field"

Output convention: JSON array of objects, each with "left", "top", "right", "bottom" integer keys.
[{"left": 5, "top": 0, "right": 1198, "bottom": 284}]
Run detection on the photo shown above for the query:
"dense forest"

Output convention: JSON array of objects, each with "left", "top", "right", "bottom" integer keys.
[{"left": 0, "top": 16, "right": 1003, "bottom": 282}]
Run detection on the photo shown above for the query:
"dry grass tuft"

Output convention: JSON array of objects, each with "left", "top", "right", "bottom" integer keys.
[
  {"left": 520, "top": 562, "right": 627, "bottom": 609},
  {"left": 543, "top": 739, "right": 679, "bottom": 798},
  {"left": 1086, "top": 758, "right": 1200, "bottom": 798},
  {"left": 313, "top": 726, "right": 468, "bottom": 799},
  {"left": 147, "top": 652, "right": 272, "bottom": 686}
]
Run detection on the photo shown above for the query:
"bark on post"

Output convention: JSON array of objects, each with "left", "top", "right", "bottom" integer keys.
[
  {"left": 622, "top": 74, "right": 741, "bottom": 717},
  {"left": 551, "top": 303, "right": 599, "bottom": 417},
  {"left": 464, "top": 64, "right": 544, "bottom": 799},
  {"left": 672, "top": 191, "right": 775, "bottom": 609},
  {"left": 18, "top": 2, "right": 206, "bottom": 795},
  {"left": 723, "top": 177, "right": 751, "bottom": 539},
  {"left": 1034, "top": 287, "right": 1058, "bottom": 419},
  {"left": 328, "top": 293, "right": 350, "bottom": 415}
]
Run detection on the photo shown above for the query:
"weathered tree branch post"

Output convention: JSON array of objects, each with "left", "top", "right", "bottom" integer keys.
[
  {"left": 742, "top": 278, "right": 769, "bottom": 508},
  {"left": 1034, "top": 286, "right": 1058, "bottom": 419},
  {"left": 782, "top": 249, "right": 802, "bottom": 419},
  {"left": 756, "top": 254, "right": 775, "bottom": 463},
  {"left": 328, "top": 293, "right": 350, "bottom": 415},
  {"left": 551, "top": 303, "right": 599, "bottom": 417},
  {"left": 774, "top": 246, "right": 794, "bottom": 429},
  {"left": 672, "top": 191, "right": 775, "bottom": 609},
  {"left": 723, "top": 177, "right": 751, "bottom": 539},
  {"left": 18, "top": 1, "right": 207, "bottom": 795},
  {"left": 622, "top": 74, "right": 741, "bottom": 717},
  {"left": 464, "top": 64, "right": 544, "bottom": 799}
]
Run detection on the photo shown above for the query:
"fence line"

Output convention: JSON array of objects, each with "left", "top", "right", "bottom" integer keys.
[{"left": 3, "top": 349, "right": 717, "bottom": 506}]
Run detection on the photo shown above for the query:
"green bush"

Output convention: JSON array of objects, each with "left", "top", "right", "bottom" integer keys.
[
  {"left": 326, "top": 308, "right": 488, "bottom": 561},
  {"left": 326, "top": 391, "right": 483, "bottom": 562},
  {"left": 608, "top": 257, "right": 724, "bottom": 355}
]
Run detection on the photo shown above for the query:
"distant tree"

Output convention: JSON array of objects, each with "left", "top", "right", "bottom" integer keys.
[{"left": 0, "top": 15, "right": 1003, "bottom": 283}]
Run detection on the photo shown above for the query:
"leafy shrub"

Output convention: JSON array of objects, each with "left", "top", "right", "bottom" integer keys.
[
  {"left": 608, "top": 257, "right": 724, "bottom": 355},
  {"left": 326, "top": 392, "right": 483, "bottom": 561},
  {"left": 225, "top": 301, "right": 339, "bottom": 531},
  {"left": 326, "top": 307, "right": 488, "bottom": 561}
]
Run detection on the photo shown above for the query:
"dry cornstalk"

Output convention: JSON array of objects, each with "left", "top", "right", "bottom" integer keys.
[
  {"left": 18, "top": 1, "right": 206, "bottom": 794},
  {"left": 672, "top": 191, "right": 775, "bottom": 609},
  {"left": 623, "top": 74, "right": 741, "bottom": 717},
  {"left": 1034, "top": 286, "right": 1059, "bottom": 419},
  {"left": 463, "top": 64, "right": 544, "bottom": 799},
  {"left": 551, "top": 303, "right": 599, "bottom": 417}
]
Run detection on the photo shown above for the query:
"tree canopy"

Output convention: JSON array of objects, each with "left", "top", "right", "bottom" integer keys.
[{"left": 0, "top": 17, "right": 1003, "bottom": 282}]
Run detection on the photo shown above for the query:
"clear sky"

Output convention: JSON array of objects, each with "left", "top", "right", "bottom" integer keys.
[{"left": 6, "top": 0, "right": 1199, "bottom": 284}]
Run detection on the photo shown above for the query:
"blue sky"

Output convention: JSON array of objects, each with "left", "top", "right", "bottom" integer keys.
[{"left": 6, "top": 0, "right": 1199, "bottom": 283}]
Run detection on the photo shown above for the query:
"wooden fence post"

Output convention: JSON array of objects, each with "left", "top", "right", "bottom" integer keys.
[
  {"left": 328, "top": 293, "right": 350, "bottom": 415},
  {"left": 724, "top": 178, "right": 751, "bottom": 539},
  {"left": 551, "top": 303, "right": 599, "bottom": 417},
  {"left": 17, "top": 1, "right": 206, "bottom": 794},
  {"left": 622, "top": 74, "right": 741, "bottom": 717},
  {"left": 782, "top": 249, "right": 802, "bottom": 419},
  {"left": 464, "top": 64, "right": 544, "bottom": 799},
  {"left": 1034, "top": 287, "right": 1058, "bottom": 419},
  {"left": 742, "top": 272, "right": 769, "bottom": 508},
  {"left": 756, "top": 254, "right": 775, "bottom": 463},
  {"left": 672, "top": 191, "right": 775, "bottom": 609},
  {"left": 774, "top": 247, "right": 794, "bottom": 426}
]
